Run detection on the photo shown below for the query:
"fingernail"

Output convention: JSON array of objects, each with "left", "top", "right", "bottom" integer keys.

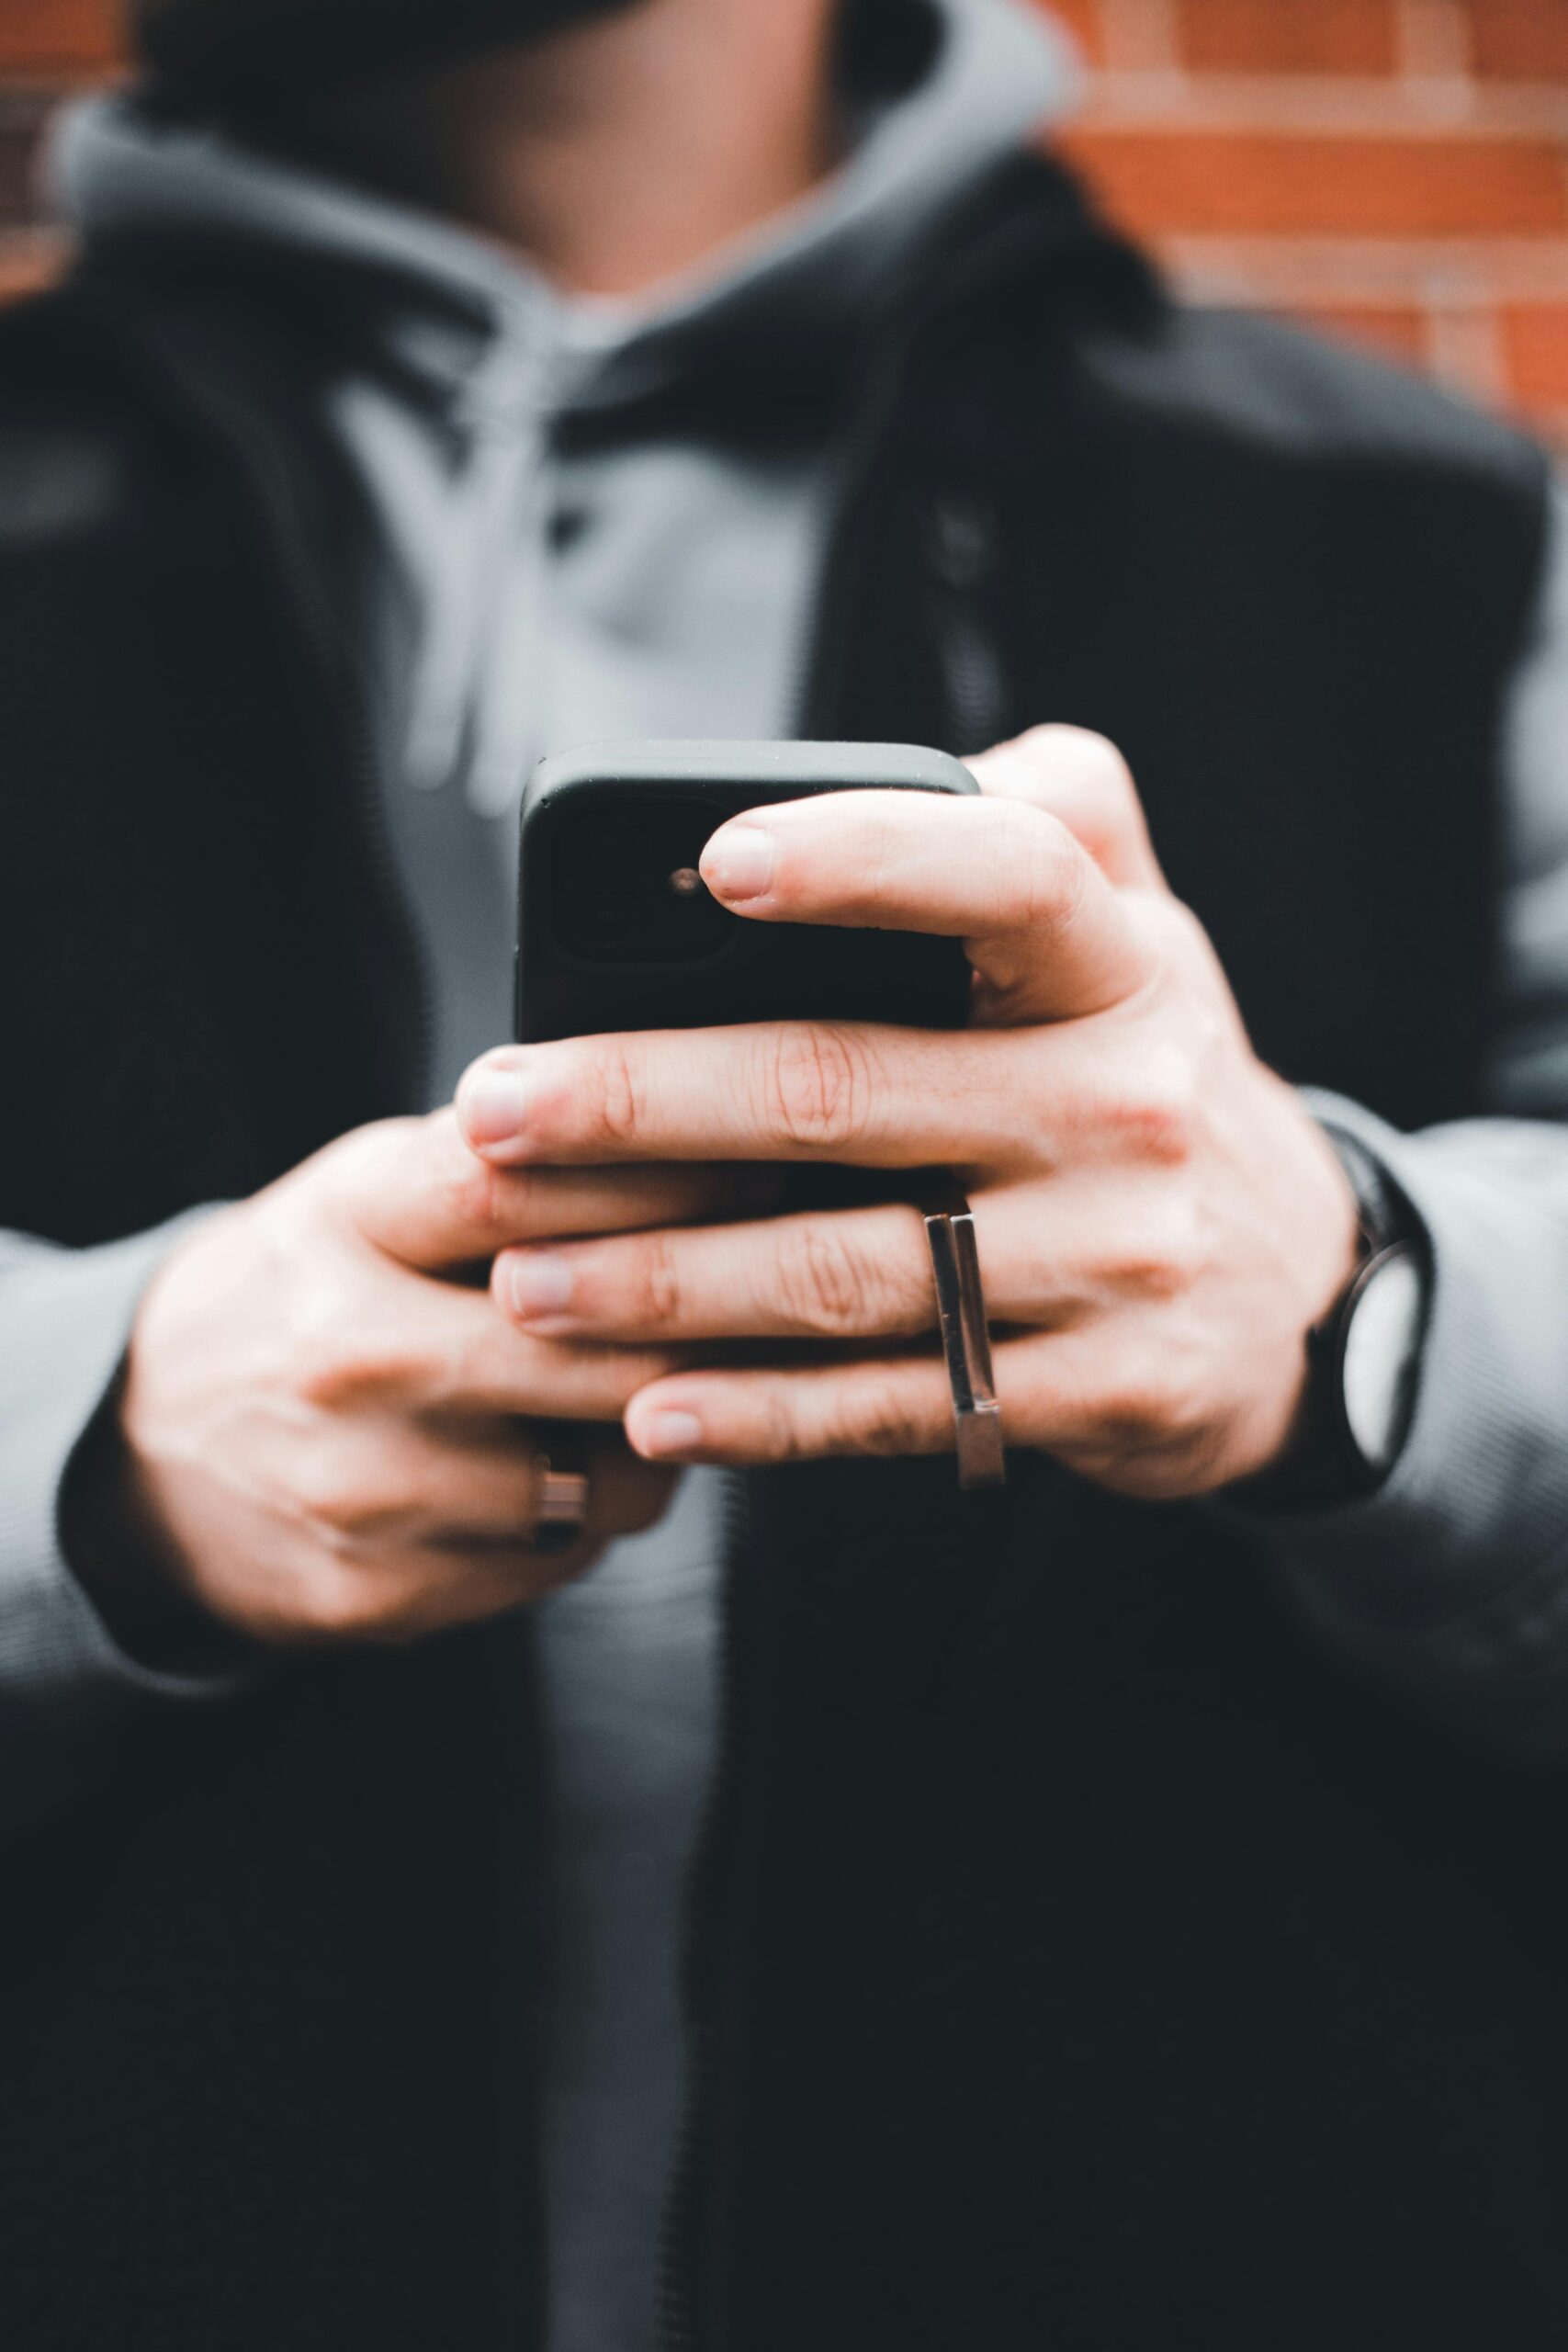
[
  {"left": 639, "top": 1408, "right": 705, "bottom": 1457},
  {"left": 505, "top": 1252, "right": 573, "bottom": 1319},
  {"left": 461, "top": 1067, "right": 530, "bottom": 1148},
  {"left": 702, "top": 825, "right": 774, "bottom": 901}
]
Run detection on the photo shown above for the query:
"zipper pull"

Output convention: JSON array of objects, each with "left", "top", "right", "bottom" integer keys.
[
  {"left": 927, "top": 490, "right": 996, "bottom": 592},
  {"left": 926, "top": 492, "right": 1006, "bottom": 752}
]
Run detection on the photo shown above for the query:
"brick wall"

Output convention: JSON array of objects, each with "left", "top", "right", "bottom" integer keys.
[
  {"left": 3, "top": 0, "right": 1567, "bottom": 448},
  {"left": 1058, "top": 0, "right": 1568, "bottom": 451}
]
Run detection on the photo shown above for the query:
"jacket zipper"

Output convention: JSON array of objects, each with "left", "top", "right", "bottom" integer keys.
[
  {"left": 654, "top": 190, "right": 1089, "bottom": 2351},
  {"left": 651, "top": 300, "right": 936, "bottom": 2350},
  {"left": 925, "top": 491, "right": 1006, "bottom": 752},
  {"left": 655, "top": 1469, "right": 755, "bottom": 2352},
  {"left": 789, "top": 212, "right": 1055, "bottom": 743}
]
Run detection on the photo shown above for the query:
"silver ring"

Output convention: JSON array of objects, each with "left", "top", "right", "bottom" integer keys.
[
  {"left": 531, "top": 1453, "right": 591, "bottom": 1552},
  {"left": 920, "top": 1180, "right": 1007, "bottom": 1491}
]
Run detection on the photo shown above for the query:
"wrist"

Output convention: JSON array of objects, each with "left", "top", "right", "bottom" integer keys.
[
  {"left": 1236, "top": 1126, "right": 1430, "bottom": 1510},
  {"left": 60, "top": 1370, "right": 261, "bottom": 1676}
]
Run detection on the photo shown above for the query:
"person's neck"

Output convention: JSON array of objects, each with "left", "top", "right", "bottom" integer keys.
[{"left": 293, "top": 0, "right": 843, "bottom": 296}]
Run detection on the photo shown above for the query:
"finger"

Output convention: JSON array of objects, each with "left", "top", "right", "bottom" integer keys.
[
  {"left": 319, "top": 1274, "right": 685, "bottom": 1419},
  {"left": 424, "top": 1437, "right": 673, "bottom": 1577},
  {"left": 967, "top": 725, "right": 1167, "bottom": 892},
  {"left": 285, "top": 1420, "right": 671, "bottom": 1548},
  {"left": 281, "top": 1438, "right": 676, "bottom": 1645},
  {"left": 442, "top": 1432, "right": 675, "bottom": 1549},
  {"left": 455, "top": 1021, "right": 1024, "bottom": 1170},
  {"left": 343, "top": 1110, "right": 745, "bottom": 1268},
  {"left": 498, "top": 1201, "right": 934, "bottom": 1343},
  {"left": 696, "top": 788, "right": 1154, "bottom": 1020},
  {"left": 490, "top": 1189, "right": 1112, "bottom": 1345},
  {"left": 620, "top": 1330, "right": 1090, "bottom": 1466}
]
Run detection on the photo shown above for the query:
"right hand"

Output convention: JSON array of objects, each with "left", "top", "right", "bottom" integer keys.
[{"left": 106, "top": 1113, "right": 724, "bottom": 1646}]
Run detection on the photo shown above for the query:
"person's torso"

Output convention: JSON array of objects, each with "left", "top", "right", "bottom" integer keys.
[{"left": 0, "top": 164, "right": 1559, "bottom": 2347}]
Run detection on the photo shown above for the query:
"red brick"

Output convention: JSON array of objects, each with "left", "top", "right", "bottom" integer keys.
[
  {"left": 1288, "top": 303, "right": 1430, "bottom": 365},
  {"left": 1502, "top": 304, "right": 1568, "bottom": 404},
  {"left": 1056, "top": 128, "right": 1568, "bottom": 237},
  {"left": 1467, "top": 1, "right": 1568, "bottom": 83},
  {"left": 0, "top": 0, "right": 119, "bottom": 74},
  {"left": 1179, "top": 0, "right": 1400, "bottom": 75}
]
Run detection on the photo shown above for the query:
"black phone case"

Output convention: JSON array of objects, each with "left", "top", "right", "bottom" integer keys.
[{"left": 515, "top": 739, "right": 978, "bottom": 1046}]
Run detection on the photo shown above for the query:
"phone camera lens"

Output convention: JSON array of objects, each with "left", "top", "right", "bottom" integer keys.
[{"left": 552, "top": 797, "right": 734, "bottom": 964}]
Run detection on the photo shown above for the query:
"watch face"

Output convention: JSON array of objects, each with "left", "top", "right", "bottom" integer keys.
[{"left": 1342, "top": 1247, "right": 1427, "bottom": 1474}]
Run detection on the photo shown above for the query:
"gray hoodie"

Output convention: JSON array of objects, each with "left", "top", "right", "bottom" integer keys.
[{"left": 54, "top": 0, "right": 1076, "bottom": 1103}]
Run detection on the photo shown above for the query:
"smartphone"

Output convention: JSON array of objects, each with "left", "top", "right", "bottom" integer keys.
[{"left": 514, "top": 738, "right": 977, "bottom": 1046}]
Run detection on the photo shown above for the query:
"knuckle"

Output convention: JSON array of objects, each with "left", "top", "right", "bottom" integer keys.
[
  {"left": 1156, "top": 894, "right": 1219, "bottom": 969},
  {"left": 990, "top": 727, "right": 1161, "bottom": 897},
  {"left": 291, "top": 1562, "right": 375, "bottom": 1640},
  {"left": 298, "top": 1323, "right": 422, "bottom": 1410},
  {"left": 1113, "top": 1203, "right": 1204, "bottom": 1302},
  {"left": 634, "top": 1228, "right": 686, "bottom": 1331},
  {"left": 585, "top": 1035, "right": 647, "bottom": 1151},
  {"left": 289, "top": 1453, "right": 378, "bottom": 1535},
  {"left": 1090, "top": 1346, "right": 1211, "bottom": 1452},
  {"left": 292, "top": 1335, "right": 363, "bottom": 1411},
  {"left": 286, "top": 1452, "right": 342, "bottom": 1521},
  {"left": 282, "top": 1264, "right": 385, "bottom": 1406},
  {"left": 425, "top": 1314, "right": 509, "bottom": 1411},
  {"left": 975, "top": 803, "right": 1077, "bottom": 937},
  {"left": 320, "top": 1115, "right": 422, "bottom": 1200},
  {"left": 1017, "top": 820, "right": 1090, "bottom": 936},
  {"left": 1068, "top": 727, "right": 1135, "bottom": 801},
  {"left": 1011, "top": 725, "right": 1133, "bottom": 813},
  {"left": 1090, "top": 1373, "right": 1176, "bottom": 1448},
  {"left": 843, "top": 1378, "right": 932, "bottom": 1459},
  {"left": 757, "top": 1385, "right": 807, "bottom": 1465},
  {"left": 428, "top": 1148, "right": 508, "bottom": 1252},
  {"left": 1145, "top": 900, "right": 1235, "bottom": 1019},
  {"left": 778, "top": 1220, "right": 879, "bottom": 1338},
  {"left": 759, "top": 1023, "right": 872, "bottom": 1153},
  {"left": 1163, "top": 1417, "right": 1230, "bottom": 1492},
  {"left": 1108, "top": 1049, "right": 1197, "bottom": 1168}
]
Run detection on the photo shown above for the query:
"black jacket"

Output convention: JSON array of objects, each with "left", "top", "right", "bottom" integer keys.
[{"left": 3, "top": 157, "right": 1564, "bottom": 2350}]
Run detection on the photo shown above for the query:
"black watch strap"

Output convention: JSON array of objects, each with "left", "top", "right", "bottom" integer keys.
[
  {"left": 1234, "top": 1124, "right": 1427, "bottom": 1511},
  {"left": 1303, "top": 1237, "right": 1427, "bottom": 1499},
  {"left": 1323, "top": 1126, "right": 1410, "bottom": 1260}
]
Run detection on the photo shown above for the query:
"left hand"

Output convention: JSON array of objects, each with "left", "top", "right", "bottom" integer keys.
[{"left": 457, "top": 729, "right": 1360, "bottom": 1499}]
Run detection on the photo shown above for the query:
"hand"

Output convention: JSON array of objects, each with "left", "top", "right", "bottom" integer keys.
[
  {"left": 456, "top": 728, "right": 1360, "bottom": 1500},
  {"left": 109, "top": 1114, "right": 728, "bottom": 1645}
]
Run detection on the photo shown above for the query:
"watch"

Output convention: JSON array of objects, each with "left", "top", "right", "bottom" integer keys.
[{"left": 1304, "top": 1129, "right": 1430, "bottom": 1495}]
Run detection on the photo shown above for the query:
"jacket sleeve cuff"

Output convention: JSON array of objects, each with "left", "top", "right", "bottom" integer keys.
[
  {"left": 0, "top": 1212, "right": 251, "bottom": 1723},
  {"left": 1232, "top": 1092, "right": 1568, "bottom": 1746}
]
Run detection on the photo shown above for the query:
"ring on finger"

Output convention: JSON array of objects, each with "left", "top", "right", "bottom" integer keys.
[
  {"left": 530, "top": 1449, "right": 592, "bottom": 1552},
  {"left": 919, "top": 1177, "right": 1006, "bottom": 1491}
]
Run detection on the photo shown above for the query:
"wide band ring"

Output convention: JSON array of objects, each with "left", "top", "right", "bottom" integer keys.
[
  {"left": 920, "top": 1180, "right": 1007, "bottom": 1491},
  {"left": 530, "top": 1452, "right": 592, "bottom": 1552}
]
